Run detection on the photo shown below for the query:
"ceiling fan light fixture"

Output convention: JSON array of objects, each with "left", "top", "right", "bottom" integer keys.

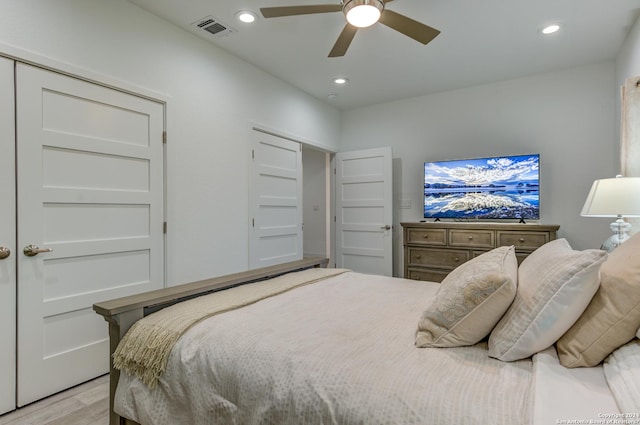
[{"left": 343, "top": 0, "right": 383, "bottom": 28}]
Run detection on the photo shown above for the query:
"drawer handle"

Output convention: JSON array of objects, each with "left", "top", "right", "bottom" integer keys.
[
  {"left": 454, "top": 257, "right": 460, "bottom": 262},
  {"left": 468, "top": 236, "right": 473, "bottom": 240},
  {"left": 519, "top": 238, "right": 525, "bottom": 243},
  {"left": 415, "top": 254, "right": 421, "bottom": 259},
  {"left": 423, "top": 234, "right": 429, "bottom": 238}
]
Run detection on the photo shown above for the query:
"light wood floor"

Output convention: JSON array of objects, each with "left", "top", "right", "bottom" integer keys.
[{"left": 0, "top": 375, "right": 109, "bottom": 425}]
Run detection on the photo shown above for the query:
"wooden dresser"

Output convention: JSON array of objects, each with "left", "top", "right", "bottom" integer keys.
[{"left": 401, "top": 222, "right": 560, "bottom": 282}]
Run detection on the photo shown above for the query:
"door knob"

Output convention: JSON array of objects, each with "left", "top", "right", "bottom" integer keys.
[
  {"left": 0, "top": 247, "right": 9, "bottom": 260},
  {"left": 380, "top": 225, "right": 391, "bottom": 230},
  {"left": 23, "top": 244, "right": 53, "bottom": 257}
]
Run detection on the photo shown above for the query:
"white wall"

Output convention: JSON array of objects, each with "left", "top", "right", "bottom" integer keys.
[
  {"left": 0, "top": 0, "right": 341, "bottom": 285},
  {"left": 341, "top": 62, "right": 617, "bottom": 275},
  {"left": 2, "top": 1, "right": 634, "bottom": 283}
]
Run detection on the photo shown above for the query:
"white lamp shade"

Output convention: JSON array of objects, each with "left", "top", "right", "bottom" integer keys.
[{"left": 581, "top": 176, "right": 640, "bottom": 217}]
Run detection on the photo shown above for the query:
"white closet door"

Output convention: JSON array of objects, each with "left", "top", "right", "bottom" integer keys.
[
  {"left": 0, "top": 57, "right": 16, "bottom": 415},
  {"left": 249, "top": 130, "right": 303, "bottom": 269},
  {"left": 335, "top": 147, "right": 393, "bottom": 276},
  {"left": 16, "top": 64, "right": 165, "bottom": 405}
]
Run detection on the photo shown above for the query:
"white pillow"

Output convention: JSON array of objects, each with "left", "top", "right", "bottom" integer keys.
[
  {"left": 415, "top": 246, "right": 518, "bottom": 348},
  {"left": 488, "top": 238, "right": 606, "bottom": 361}
]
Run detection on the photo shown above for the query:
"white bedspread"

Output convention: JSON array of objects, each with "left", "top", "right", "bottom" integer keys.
[
  {"left": 532, "top": 347, "right": 620, "bottom": 425},
  {"left": 115, "top": 271, "right": 536, "bottom": 425},
  {"left": 604, "top": 338, "right": 640, "bottom": 414}
]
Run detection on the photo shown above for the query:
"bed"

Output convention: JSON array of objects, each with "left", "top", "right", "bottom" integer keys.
[{"left": 94, "top": 235, "right": 640, "bottom": 425}]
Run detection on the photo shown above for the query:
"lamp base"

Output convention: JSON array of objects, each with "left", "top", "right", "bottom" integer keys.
[
  {"left": 601, "top": 233, "right": 630, "bottom": 252},
  {"left": 600, "top": 217, "right": 631, "bottom": 252}
]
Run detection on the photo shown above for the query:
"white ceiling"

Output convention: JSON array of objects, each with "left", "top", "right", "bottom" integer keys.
[{"left": 129, "top": 0, "right": 640, "bottom": 110}]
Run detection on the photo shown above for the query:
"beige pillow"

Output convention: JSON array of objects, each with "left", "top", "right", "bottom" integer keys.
[
  {"left": 488, "top": 238, "right": 606, "bottom": 361},
  {"left": 415, "top": 245, "right": 518, "bottom": 348},
  {"left": 557, "top": 232, "right": 640, "bottom": 367}
]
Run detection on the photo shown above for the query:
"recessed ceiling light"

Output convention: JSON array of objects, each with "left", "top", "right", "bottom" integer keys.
[
  {"left": 236, "top": 10, "right": 257, "bottom": 23},
  {"left": 333, "top": 77, "right": 349, "bottom": 85},
  {"left": 540, "top": 24, "right": 560, "bottom": 35}
]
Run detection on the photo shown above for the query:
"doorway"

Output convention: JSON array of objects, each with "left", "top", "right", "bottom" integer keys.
[
  {"left": 302, "top": 146, "right": 330, "bottom": 261},
  {"left": 302, "top": 146, "right": 393, "bottom": 276}
]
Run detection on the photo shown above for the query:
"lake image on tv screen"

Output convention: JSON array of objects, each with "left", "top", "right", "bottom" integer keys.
[{"left": 424, "top": 155, "right": 540, "bottom": 219}]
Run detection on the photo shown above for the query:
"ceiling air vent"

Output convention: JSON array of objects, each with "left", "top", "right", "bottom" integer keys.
[{"left": 192, "top": 16, "right": 236, "bottom": 38}]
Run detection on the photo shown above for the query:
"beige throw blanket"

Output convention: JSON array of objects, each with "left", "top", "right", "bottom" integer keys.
[{"left": 113, "top": 267, "right": 349, "bottom": 387}]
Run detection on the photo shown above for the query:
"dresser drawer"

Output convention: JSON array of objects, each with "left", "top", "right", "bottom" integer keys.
[
  {"left": 449, "top": 229, "right": 494, "bottom": 249},
  {"left": 407, "top": 268, "right": 448, "bottom": 283},
  {"left": 407, "top": 247, "right": 470, "bottom": 269},
  {"left": 497, "top": 231, "right": 550, "bottom": 251},
  {"left": 402, "top": 222, "right": 559, "bottom": 283},
  {"left": 405, "top": 228, "right": 447, "bottom": 246}
]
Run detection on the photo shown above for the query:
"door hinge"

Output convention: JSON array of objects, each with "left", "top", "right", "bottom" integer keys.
[
  {"left": 334, "top": 215, "right": 336, "bottom": 222},
  {"left": 162, "top": 131, "right": 167, "bottom": 144},
  {"left": 252, "top": 149, "right": 254, "bottom": 160},
  {"left": 252, "top": 218, "right": 255, "bottom": 228},
  {"left": 163, "top": 221, "right": 167, "bottom": 234}
]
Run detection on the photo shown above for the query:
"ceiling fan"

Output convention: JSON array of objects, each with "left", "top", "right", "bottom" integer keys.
[{"left": 260, "top": 0, "right": 440, "bottom": 57}]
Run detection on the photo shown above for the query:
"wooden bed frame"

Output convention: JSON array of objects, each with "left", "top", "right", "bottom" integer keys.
[{"left": 93, "top": 257, "right": 329, "bottom": 425}]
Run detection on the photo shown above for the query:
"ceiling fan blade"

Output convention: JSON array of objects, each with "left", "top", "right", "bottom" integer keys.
[
  {"left": 328, "top": 24, "right": 358, "bottom": 57},
  {"left": 378, "top": 9, "right": 440, "bottom": 45},
  {"left": 260, "top": 4, "right": 342, "bottom": 18}
]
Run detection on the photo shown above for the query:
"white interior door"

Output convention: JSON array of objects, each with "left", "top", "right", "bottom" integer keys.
[
  {"left": 249, "top": 130, "right": 303, "bottom": 269},
  {"left": 335, "top": 147, "right": 393, "bottom": 276},
  {"left": 0, "top": 57, "right": 16, "bottom": 415},
  {"left": 16, "top": 63, "right": 165, "bottom": 405}
]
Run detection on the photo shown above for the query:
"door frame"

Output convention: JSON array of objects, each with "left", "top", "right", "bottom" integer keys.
[
  {"left": 248, "top": 124, "right": 337, "bottom": 270},
  {"left": 0, "top": 45, "right": 169, "bottom": 411},
  {"left": 15, "top": 63, "right": 167, "bottom": 405},
  {"left": 248, "top": 128, "right": 304, "bottom": 269},
  {"left": 280, "top": 144, "right": 394, "bottom": 276}
]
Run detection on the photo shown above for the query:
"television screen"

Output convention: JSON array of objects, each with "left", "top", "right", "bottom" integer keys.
[{"left": 424, "top": 154, "right": 540, "bottom": 220}]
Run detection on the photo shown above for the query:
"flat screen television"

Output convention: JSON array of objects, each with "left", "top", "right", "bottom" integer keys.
[{"left": 424, "top": 154, "right": 540, "bottom": 220}]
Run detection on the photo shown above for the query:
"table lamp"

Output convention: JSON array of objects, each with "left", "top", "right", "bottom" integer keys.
[{"left": 581, "top": 175, "right": 640, "bottom": 251}]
